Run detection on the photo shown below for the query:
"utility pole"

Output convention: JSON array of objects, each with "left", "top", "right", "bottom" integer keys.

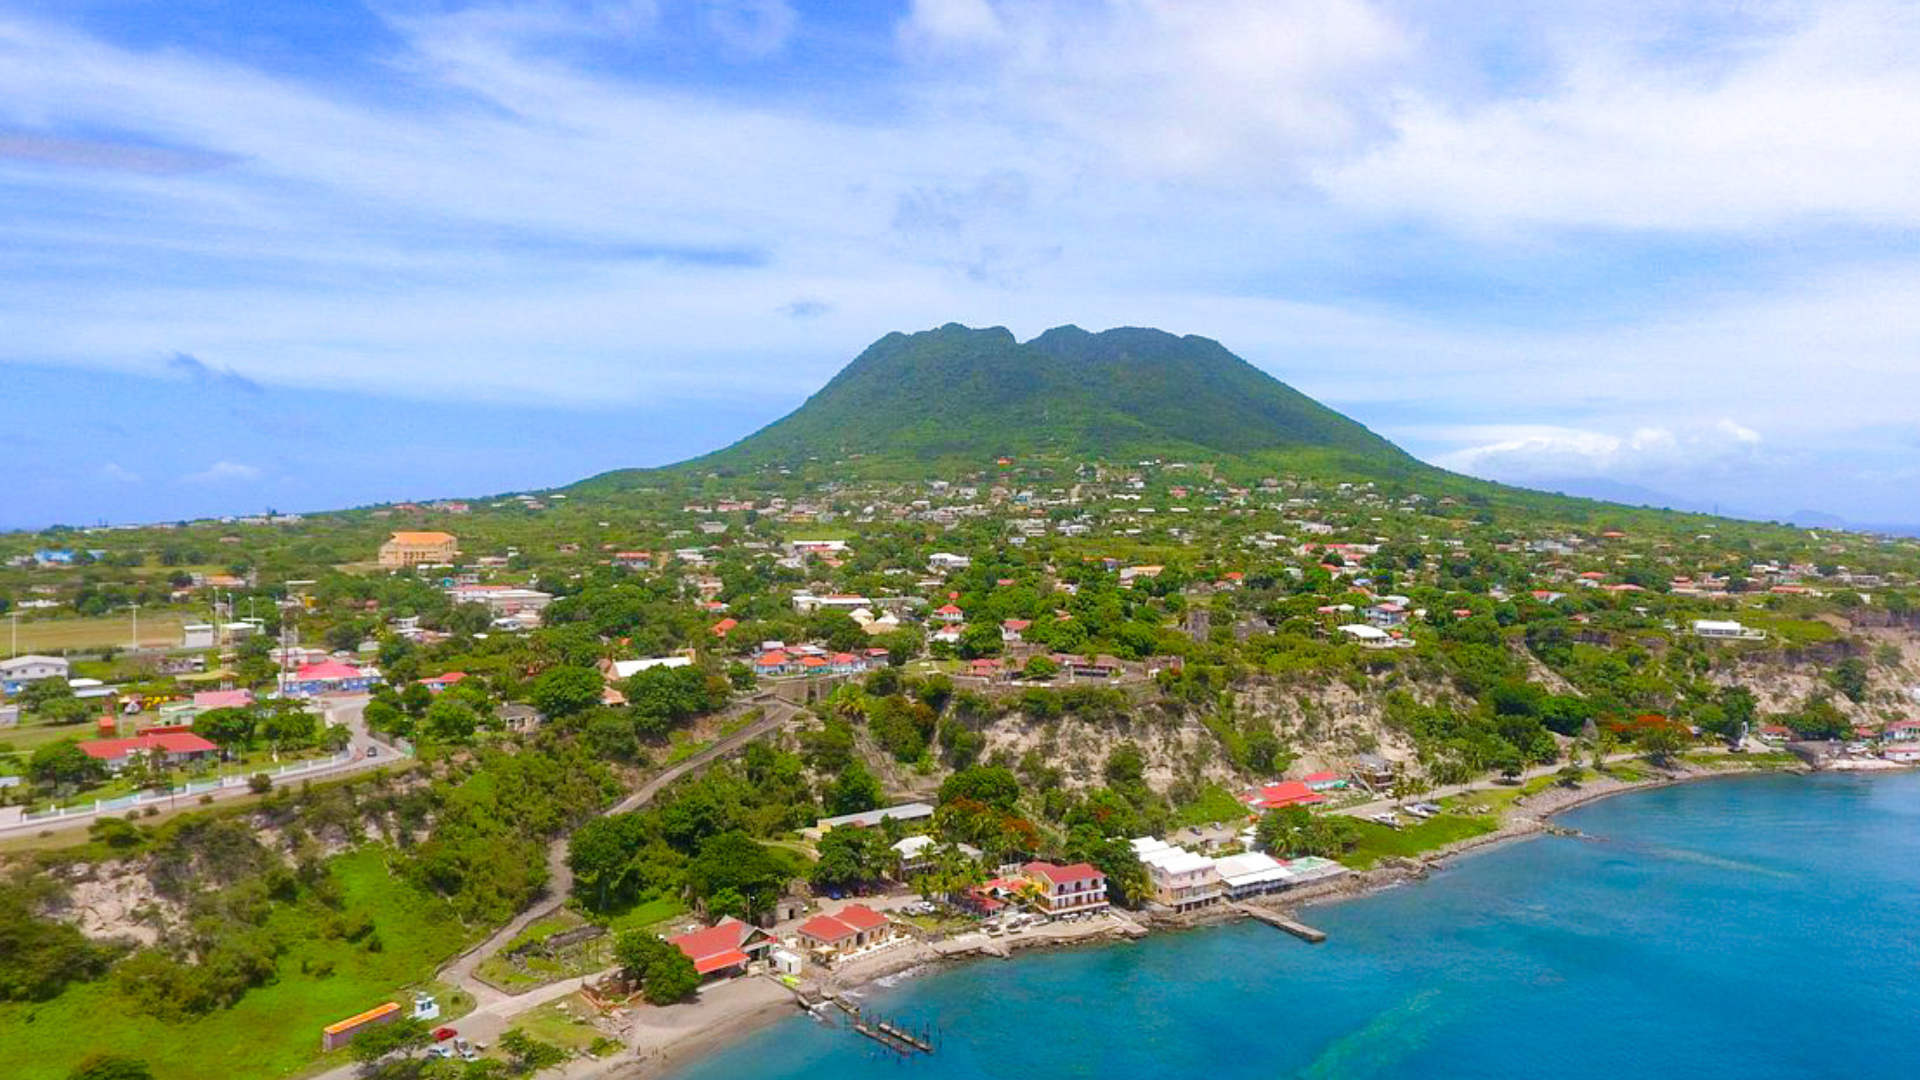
[
  {"left": 129, "top": 602, "right": 139, "bottom": 652},
  {"left": 8, "top": 610, "right": 16, "bottom": 658}
]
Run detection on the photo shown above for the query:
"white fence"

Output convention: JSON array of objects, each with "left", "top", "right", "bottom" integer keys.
[{"left": 13, "top": 749, "right": 358, "bottom": 827}]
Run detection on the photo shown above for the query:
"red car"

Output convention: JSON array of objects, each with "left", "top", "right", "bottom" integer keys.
[{"left": 433, "top": 1027, "right": 458, "bottom": 1042}]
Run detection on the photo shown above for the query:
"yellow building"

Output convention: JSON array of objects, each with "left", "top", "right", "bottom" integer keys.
[{"left": 378, "top": 531, "right": 458, "bottom": 568}]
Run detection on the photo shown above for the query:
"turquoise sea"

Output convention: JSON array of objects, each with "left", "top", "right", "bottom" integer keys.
[{"left": 668, "top": 771, "right": 1920, "bottom": 1080}]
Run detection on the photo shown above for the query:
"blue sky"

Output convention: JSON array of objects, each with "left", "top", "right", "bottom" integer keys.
[{"left": 4, "top": 0, "right": 1919, "bottom": 529}]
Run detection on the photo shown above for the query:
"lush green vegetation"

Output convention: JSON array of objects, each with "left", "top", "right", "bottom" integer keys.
[
  {"left": 586, "top": 324, "right": 1427, "bottom": 486},
  {"left": 1339, "top": 814, "right": 1500, "bottom": 870},
  {"left": 0, "top": 845, "right": 475, "bottom": 1080}
]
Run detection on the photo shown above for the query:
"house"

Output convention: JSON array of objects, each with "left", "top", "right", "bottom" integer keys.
[
  {"left": 80, "top": 730, "right": 218, "bottom": 772},
  {"left": 1303, "top": 771, "right": 1346, "bottom": 793},
  {"left": 1240, "top": 781, "right": 1326, "bottom": 811},
  {"left": 1130, "top": 839, "right": 1223, "bottom": 911},
  {"left": 417, "top": 672, "right": 468, "bottom": 694},
  {"left": 1000, "top": 619, "right": 1030, "bottom": 643},
  {"left": 191, "top": 689, "right": 254, "bottom": 711},
  {"left": 1053, "top": 653, "right": 1121, "bottom": 679},
  {"left": 666, "top": 918, "right": 776, "bottom": 980},
  {"left": 966, "top": 658, "right": 1002, "bottom": 680},
  {"left": 1879, "top": 720, "right": 1920, "bottom": 744},
  {"left": 753, "top": 650, "right": 797, "bottom": 677},
  {"left": 612, "top": 551, "right": 653, "bottom": 570},
  {"left": 285, "top": 660, "right": 380, "bottom": 697},
  {"left": 1337, "top": 624, "right": 1397, "bottom": 648},
  {"left": 959, "top": 876, "right": 1025, "bottom": 916},
  {"left": 1023, "top": 861, "right": 1109, "bottom": 915},
  {"left": 604, "top": 655, "right": 693, "bottom": 681},
  {"left": 446, "top": 585, "right": 554, "bottom": 618},
  {"left": 1118, "top": 565, "right": 1164, "bottom": 587},
  {"left": 1, "top": 654, "right": 69, "bottom": 692},
  {"left": 816, "top": 801, "right": 935, "bottom": 833},
  {"left": 497, "top": 703, "right": 543, "bottom": 733},
  {"left": 377, "top": 531, "right": 458, "bottom": 567},
  {"left": 181, "top": 623, "right": 217, "bottom": 649},
  {"left": 1883, "top": 744, "right": 1920, "bottom": 764},
  {"left": 1351, "top": 753, "right": 1396, "bottom": 786},
  {"left": 1758, "top": 724, "right": 1793, "bottom": 746},
  {"left": 1363, "top": 602, "right": 1407, "bottom": 628},
  {"left": 928, "top": 552, "right": 972, "bottom": 573},
  {"left": 793, "top": 904, "right": 895, "bottom": 963},
  {"left": 1692, "top": 619, "right": 1767, "bottom": 641},
  {"left": 711, "top": 618, "right": 738, "bottom": 638},
  {"left": 931, "top": 603, "right": 965, "bottom": 624}
]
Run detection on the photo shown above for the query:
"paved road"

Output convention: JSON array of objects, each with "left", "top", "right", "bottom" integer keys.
[
  {"left": 436, "top": 697, "right": 802, "bottom": 1006},
  {"left": 0, "top": 693, "right": 399, "bottom": 837},
  {"left": 1329, "top": 746, "right": 1729, "bottom": 820}
]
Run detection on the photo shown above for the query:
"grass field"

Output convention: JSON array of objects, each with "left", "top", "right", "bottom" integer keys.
[
  {"left": 1169, "top": 783, "right": 1253, "bottom": 829},
  {"left": 6, "top": 611, "right": 188, "bottom": 653},
  {"left": 1340, "top": 812, "right": 1501, "bottom": 870},
  {"left": 0, "top": 846, "right": 481, "bottom": 1080}
]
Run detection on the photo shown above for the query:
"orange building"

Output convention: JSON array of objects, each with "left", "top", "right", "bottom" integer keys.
[{"left": 378, "top": 531, "right": 458, "bottom": 568}]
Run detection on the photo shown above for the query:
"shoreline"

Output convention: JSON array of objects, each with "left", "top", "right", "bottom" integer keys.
[{"left": 587, "top": 757, "right": 1818, "bottom": 1080}]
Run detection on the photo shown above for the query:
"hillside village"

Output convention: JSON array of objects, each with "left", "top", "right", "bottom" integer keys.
[{"left": 5, "top": 453, "right": 1920, "bottom": 1079}]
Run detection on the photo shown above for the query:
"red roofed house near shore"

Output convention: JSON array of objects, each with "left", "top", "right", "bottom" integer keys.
[
  {"left": 80, "top": 730, "right": 218, "bottom": 772},
  {"left": 1022, "top": 861, "right": 1110, "bottom": 915},
  {"left": 1241, "top": 781, "right": 1326, "bottom": 811},
  {"left": 793, "top": 903, "right": 896, "bottom": 963},
  {"left": 666, "top": 917, "right": 776, "bottom": 980}
]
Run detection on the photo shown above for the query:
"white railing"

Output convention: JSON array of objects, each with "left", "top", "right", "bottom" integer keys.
[{"left": 12, "top": 750, "right": 357, "bottom": 827}]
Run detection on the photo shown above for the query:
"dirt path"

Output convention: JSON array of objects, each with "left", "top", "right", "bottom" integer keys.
[{"left": 436, "top": 697, "right": 802, "bottom": 1005}]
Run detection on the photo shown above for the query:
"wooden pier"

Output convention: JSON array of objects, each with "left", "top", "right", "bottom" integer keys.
[
  {"left": 826, "top": 992, "right": 935, "bottom": 1055},
  {"left": 1233, "top": 902, "right": 1328, "bottom": 943}
]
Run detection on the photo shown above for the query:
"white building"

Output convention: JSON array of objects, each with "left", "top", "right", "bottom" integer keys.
[
  {"left": 1, "top": 655, "right": 69, "bottom": 691},
  {"left": 1131, "top": 838, "right": 1224, "bottom": 911},
  {"left": 928, "top": 552, "right": 972, "bottom": 573},
  {"left": 1211, "top": 852, "right": 1293, "bottom": 898},
  {"left": 605, "top": 655, "right": 693, "bottom": 681},
  {"left": 1692, "top": 619, "right": 1767, "bottom": 641}
]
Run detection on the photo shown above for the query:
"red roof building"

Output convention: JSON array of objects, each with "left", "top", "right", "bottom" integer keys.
[
  {"left": 81, "top": 731, "right": 218, "bottom": 771},
  {"left": 1022, "top": 862, "right": 1109, "bottom": 915},
  {"left": 1242, "top": 781, "right": 1327, "bottom": 810},
  {"left": 711, "top": 618, "right": 739, "bottom": 638},
  {"left": 666, "top": 918, "right": 774, "bottom": 978},
  {"left": 192, "top": 689, "right": 255, "bottom": 710},
  {"left": 793, "top": 904, "right": 895, "bottom": 961}
]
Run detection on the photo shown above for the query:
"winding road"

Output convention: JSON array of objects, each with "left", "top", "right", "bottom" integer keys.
[{"left": 435, "top": 697, "right": 802, "bottom": 1006}]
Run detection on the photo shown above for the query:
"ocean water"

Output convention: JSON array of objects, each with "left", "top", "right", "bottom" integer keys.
[{"left": 668, "top": 772, "right": 1920, "bottom": 1080}]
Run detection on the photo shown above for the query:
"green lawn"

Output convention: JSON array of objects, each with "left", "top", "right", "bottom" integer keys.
[
  {"left": 1339, "top": 812, "right": 1499, "bottom": 870},
  {"left": 5, "top": 611, "right": 188, "bottom": 653},
  {"left": 475, "top": 911, "right": 613, "bottom": 992},
  {"left": 508, "top": 992, "right": 605, "bottom": 1054},
  {"left": 1169, "top": 783, "right": 1253, "bottom": 829},
  {"left": 597, "top": 895, "right": 687, "bottom": 937},
  {"left": 0, "top": 846, "right": 482, "bottom": 1080}
]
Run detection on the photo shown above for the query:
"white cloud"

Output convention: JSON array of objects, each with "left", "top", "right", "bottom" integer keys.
[
  {"left": 1430, "top": 420, "right": 1764, "bottom": 483},
  {"left": 1325, "top": 2, "right": 1920, "bottom": 231},
  {"left": 98, "top": 462, "right": 141, "bottom": 484},
  {"left": 701, "top": 0, "right": 797, "bottom": 58},
  {"left": 898, "top": 0, "right": 1413, "bottom": 179},
  {"left": 899, "top": 0, "right": 1003, "bottom": 48},
  {"left": 0, "top": 0, "right": 1916, "bottom": 524},
  {"left": 182, "top": 461, "right": 262, "bottom": 484}
]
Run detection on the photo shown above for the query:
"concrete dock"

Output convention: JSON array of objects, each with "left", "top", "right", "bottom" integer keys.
[{"left": 1233, "top": 902, "right": 1328, "bottom": 943}]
